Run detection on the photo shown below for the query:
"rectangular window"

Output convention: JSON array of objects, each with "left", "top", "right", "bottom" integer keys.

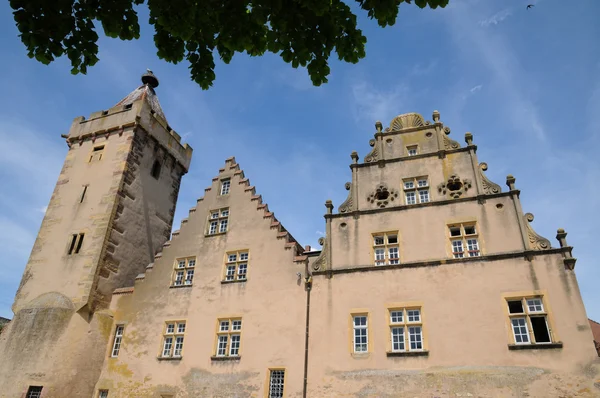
[
  {"left": 372, "top": 232, "right": 399, "bottom": 266},
  {"left": 89, "top": 145, "right": 105, "bottom": 162},
  {"left": 407, "top": 145, "right": 418, "bottom": 156},
  {"left": 223, "top": 250, "right": 249, "bottom": 282},
  {"left": 26, "top": 387, "right": 43, "bottom": 398},
  {"left": 448, "top": 223, "right": 480, "bottom": 258},
  {"left": 507, "top": 296, "right": 552, "bottom": 345},
  {"left": 220, "top": 179, "right": 231, "bottom": 195},
  {"left": 172, "top": 257, "right": 196, "bottom": 286},
  {"left": 98, "top": 390, "right": 109, "bottom": 398},
  {"left": 215, "top": 318, "right": 242, "bottom": 357},
  {"left": 268, "top": 369, "right": 285, "bottom": 398},
  {"left": 111, "top": 325, "right": 124, "bottom": 357},
  {"left": 161, "top": 321, "right": 186, "bottom": 358},
  {"left": 67, "top": 233, "right": 85, "bottom": 255},
  {"left": 353, "top": 315, "right": 368, "bottom": 353},
  {"left": 403, "top": 177, "right": 429, "bottom": 205},
  {"left": 207, "top": 208, "right": 229, "bottom": 235},
  {"left": 388, "top": 307, "right": 425, "bottom": 352}
]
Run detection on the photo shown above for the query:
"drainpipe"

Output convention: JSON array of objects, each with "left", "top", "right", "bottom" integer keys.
[{"left": 302, "top": 259, "right": 312, "bottom": 398}]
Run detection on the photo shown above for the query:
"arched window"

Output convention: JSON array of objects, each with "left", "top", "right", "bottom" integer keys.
[{"left": 151, "top": 160, "right": 162, "bottom": 179}]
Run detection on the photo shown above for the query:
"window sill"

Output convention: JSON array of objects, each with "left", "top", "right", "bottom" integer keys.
[
  {"left": 351, "top": 352, "right": 370, "bottom": 359},
  {"left": 508, "top": 342, "right": 563, "bottom": 350},
  {"left": 211, "top": 355, "right": 241, "bottom": 361},
  {"left": 170, "top": 284, "right": 193, "bottom": 289},
  {"left": 157, "top": 356, "right": 183, "bottom": 361},
  {"left": 221, "top": 279, "right": 247, "bottom": 285},
  {"left": 205, "top": 232, "right": 227, "bottom": 238},
  {"left": 387, "top": 350, "right": 429, "bottom": 357}
]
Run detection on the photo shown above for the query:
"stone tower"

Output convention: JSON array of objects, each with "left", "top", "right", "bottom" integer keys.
[{"left": 0, "top": 72, "right": 192, "bottom": 397}]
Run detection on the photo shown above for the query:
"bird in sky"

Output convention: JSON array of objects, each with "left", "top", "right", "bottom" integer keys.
[{"left": 527, "top": 4, "right": 534, "bottom": 9}]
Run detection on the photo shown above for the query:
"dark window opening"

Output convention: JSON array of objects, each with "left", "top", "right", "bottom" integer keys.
[
  {"left": 80, "top": 185, "right": 88, "bottom": 203},
  {"left": 388, "top": 235, "right": 398, "bottom": 244},
  {"left": 26, "top": 386, "right": 43, "bottom": 398},
  {"left": 75, "top": 233, "right": 85, "bottom": 254},
  {"left": 93, "top": 146, "right": 105, "bottom": 152},
  {"left": 68, "top": 234, "right": 78, "bottom": 255},
  {"left": 531, "top": 316, "right": 551, "bottom": 343},
  {"left": 101, "top": 110, "right": 109, "bottom": 116},
  {"left": 464, "top": 226, "right": 476, "bottom": 235},
  {"left": 375, "top": 191, "right": 389, "bottom": 200},
  {"left": 151, "top": 160, "right": 162, "bottom": 179},
  {"left": 447, "top": 181, "right": 463, "bottom": 191},
  {"left": 449, "top": 227, "right": 461, "bottom": 237},
  {"left": 508, "top": 300, "right": 524, "bottom": 314},
  {"left": 124, "top": 103, "right": 133, "bottom": 110}
]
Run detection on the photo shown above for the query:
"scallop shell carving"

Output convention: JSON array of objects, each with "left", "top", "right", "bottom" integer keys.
[{"left": 389, "top": 113, "right": 426, "bottom": 131}]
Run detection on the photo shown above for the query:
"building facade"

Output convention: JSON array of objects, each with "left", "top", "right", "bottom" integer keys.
[{"left": 0, "top": 74, "right": 598, "bottom": 397}]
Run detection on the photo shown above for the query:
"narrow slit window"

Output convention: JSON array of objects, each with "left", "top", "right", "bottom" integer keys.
[
  {"left": 151, "top": 160, "right": 162, "bottom": 179},
  {"left": 80, "top": 185, "right": 88, "bottom": 203},
  {"left": 352, "top": 315, "right": 368, "bottom": 353},
  {"left": 68, "top": 234, "right": 78, "bottom": 255},
  {"left": 89, "top": 145, "right": 105, "bottom": 162},
  {"left": 220, "top": 179, "right": 231, "bottom": 195},
  {"left": 111, "top": 325, "right": 124, "bottom": 357},
  {"left": 74, "top": 233, "right": 85, "bottom": 254}
]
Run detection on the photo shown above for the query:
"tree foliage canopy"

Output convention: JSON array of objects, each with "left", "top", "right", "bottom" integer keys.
[{"left": 9, "top": 0, "right": 448, "bottom": 89}]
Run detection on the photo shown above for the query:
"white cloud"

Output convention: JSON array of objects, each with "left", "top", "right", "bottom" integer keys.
[
  {"left": 36, "top": 206, "right": 48, "bottom": 213},
  {"left": 478, "top": 9, "right": 512, "bottom": 27},
  {"left": 469, "top": 84, "right": 483, "bottom": 93},
  {"left": 351, "top": 81, "right": 410, "bottom": 123}
]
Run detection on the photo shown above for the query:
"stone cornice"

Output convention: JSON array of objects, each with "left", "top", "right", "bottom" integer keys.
[
  {"left": 312, "top": 247, "right": 572, "bottom": 276},
  {"left": 351, "top": 146, "right": 476, "bottom": 170},
  {"left": 325, "top": 191, "right": 517, "bottom": 219}
]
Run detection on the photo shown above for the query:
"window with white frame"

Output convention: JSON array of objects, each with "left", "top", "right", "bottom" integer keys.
[
  {"left": 224, "top": 250, "right": 249, "bottom": 282},
  {"left": 403, "top": 177, "right": 429, "bottom": 205},
  {"left": 448, "top": 223, "right": 480, "bottom": 258},
  {"left": 352, "top": 315, "right": 368, "bottom": 353},
  {"left": 161, "top": 321, "right": 186, "bottom": 358},
  {"left": 207, "top": 208, "right": 229, "bottom": 235},
  {"left": 506, "top": 296, "right": 552, "bottom": 345},
  {"left": 407, "top": 145, "right": 418, "bottom": 156},
  {"left": 98, "top": 390, "right": 109, "bottom": 398},
  {"left": 172, "top": 257, "right": 196, "bottom": 286},
  {"left": 215, "top": 318, "right": 242, "bottom": 357},
  {"left": 26, "top": 386, "right": 43, "bottom": 398},
  {"left": 111, "top": 325, "right": 124, "bottom": 357},
  {"left": 268, "top": 369, "right": 285, "bottom": 398},
  {"left": 372, "top": 232, "right": 399, "bottom": 266},
  {"left": 220, "top": 179, "right": 231, "bottom": 195},
  {"left": 389, "top": 308, "right": 424, "bottom": 352}
]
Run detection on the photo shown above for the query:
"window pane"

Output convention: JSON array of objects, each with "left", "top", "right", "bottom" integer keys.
[
  {"left": 388, "top": 247, "right": 399, "bottom": 265},
  {"left": 239, "top": 252, "right": 249, "bottom": 260},
  {"left": 177, "top": 323, "right": 186, "bottom": 333},
  {"left": 387, "top": 235, "right": 398, "bottom": 244},
  {"left": 232, "top": 320, "right": 242, "bottom": 331},
  {"left": 418, "top": 189, "right": 430, "bottom": 203},
  {"left": 408, "top": 326, "right": 423, "bottom": 350},
  {"left": 354, "top": 316, "right": 367, "bottom": 326},
  {"left": 211, "top": 212, "right": 219, "bottom": 219},
  {"left": 373, "top": 236, "right": 384, "bottom": 245},
  {"left": 390, "top": 311, "right": 403, "bottom": 324},
  {"left": 226, "top": 265, "right": 236, "bottom": 281},
  {"left": 217, "top": 335, "right": 228, "bottom": 356},
  {"left": 221, "top": 209, "right": 229, "bottom": 217},
  {"left": 185, "top": 270, "right": 194, "bottom": 284},
  {"left": 230, "top": 334, "right": 241, "bottom": 356},
  {"left": 220, "top": 180, "right": 230, "bottom": 195},
  {"left": 27, "top": 387, "right": 43, "bottom": 398},
  {"left": 177, "top": 260, "right": 186, "bottom": 268},
  {"left": 163, "top": 337, "right": 173, "bottom": 357},
  {"left": 391, "top": 327, "right": 405, "bottom": 351},
  {"left": 228, "top": 254, "right": 237, "bottom": 262},
  {"left": 417, "top": 179, "right": 428, "bottom": 187},
  {"left": 269, "top": 370, "right": 285, "bottom": 398},
  {"left": 407, "top": 309, "right": 421, "bottom": 322},
  {"left": 467, "top": 238, "right": 480, "bottom": 257},
  {"left": 99, "top": 391, "right": 109, "bottom": 398},
  {"left": 174, "top": 336, "right": 184, "bottom": 356},
  {"left": 209, "top": 221, "right": 218, "bottom": 234},
  {"left": 464, "top": 225, "right": 476, "bottom": 235},
  {"left": 511, "top": 318, "right": 530, "bottom": 344},
  {"left": 526, "top": 298, "right": 544, "bottom": 313},
  {"left": 187, "top": 259, "right": 196, "bottom": 267},
  {"left": 405, "top": 192, "right": 416, "bottom": 205},
  {"left": 452, "top": 240, "right": 464, "bottom": 258},
  {"left": 374, "top": 248, "right": 385, "bottom": 265},
  {"left": 112, "top": 325, "right": 124, "bottom": 357},
  {"left": 237, "top": 264, "right": 247, "bottom": 280},
  {"left": 166, "top": 324, "right": 175, "bottom": 334},
  {"left": 220, "top": 320, "right": 230, "bottom": 331},
  {"left": 404, "top": 181, "right": 415, "bottom": 189},
  {"left": 449, "top": 227, "right": 461, "bottom": 237},
  {"left": 219, "top": 219, "right": 228, "bottom": 233}
]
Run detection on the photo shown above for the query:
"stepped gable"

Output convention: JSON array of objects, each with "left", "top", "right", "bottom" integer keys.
[{"left": 116, "top": 156, "right": 305, "bottom": 289}]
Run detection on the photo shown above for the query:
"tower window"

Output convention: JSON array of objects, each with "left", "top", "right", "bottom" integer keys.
[
  {"left": 407, "top": 145, "right": 418, "bottom": 156},
  {"left": 26, "top": 386, "right": 43, "bottom": 398},
  {"left": 89, "top": 145, "right": 105, "bottom": 162},
  {"left": 80, "top": 185, "right": 88, "bottom": 203},
  {"left": 111, "top": 325, "right": 124, "bottom": 357},
  {"left": 151, "top": 160, "right": 162, "bottom": 179},
  {"left": 220, "top": 179, "right": 231, "bottom": 195},
  {"left": 268, "top": 369, "right": 285, "bottom": 398},
  {"left": 67, "top": 233, "right": 85, "bottom": 255}
]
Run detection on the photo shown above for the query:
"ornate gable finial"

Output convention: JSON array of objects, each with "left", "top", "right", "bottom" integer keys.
[
  {"left": 524, "top": 213, "right": 551, "bottom": 250},
  {"left": 479, "top": 163, "right": 502, "bottom": 194},
  {"left": 389, "top": 113, "right": 426, "bottom": 132},
  {"left": 375, "top": 121, "right": 383, "bottom": 133},
  {"left": 432, "top": 110, "right": 440, "bottom": 123}
]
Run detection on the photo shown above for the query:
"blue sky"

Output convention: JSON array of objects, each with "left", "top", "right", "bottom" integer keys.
[{"left": 1, "top": 0, "right": 599, "bottom": 321}]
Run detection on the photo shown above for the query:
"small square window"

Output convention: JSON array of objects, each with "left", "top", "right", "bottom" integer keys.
[
  {"left": 27, "top": 386, "right": 43, "bottom": 398},
  {"left": 449, "top": 227, "right": 461, "bottom": 237},
  {"left": 527, "top": 298, "right": 544, "bottom": 313},
  {"left": 464, "top": 225, "right": 476, "bottom": 235},
  {"left": 407, "top": 309, "right": 421, "bottom": 322},
  {"left": 407, "top": 146, "right": 418, "bottom": 156},
  {"left": 404, "top": 181, "right": 415, "bottom": 189},
  {"left": 374, "top": 236, "right": 384, "bottom": 245},
  {"left": 98, "top": 390, "right": 109, "bottom": 398},
  {"left": 228, "top": 254, "right": 237, "bottom": 262},
  {"left": 387, "top": 235, "right": 398, "bottom": 244},
  {"left": 390, "top": 311, "right": 403, "bottom": 324},
  {"left": 508, "top": 300, "right": 524, "bottom": 314}
]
